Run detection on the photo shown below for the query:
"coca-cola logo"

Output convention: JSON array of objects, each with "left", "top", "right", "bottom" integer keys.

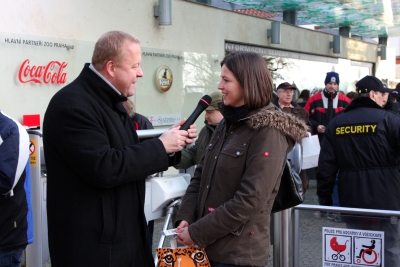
[{"left": 18, "top": 59, "right": 68, "bottom": 84}]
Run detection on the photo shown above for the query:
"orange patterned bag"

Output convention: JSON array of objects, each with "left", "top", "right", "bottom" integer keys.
[{"left": 156, "top": 246, "right": 211, "bottom": 267}]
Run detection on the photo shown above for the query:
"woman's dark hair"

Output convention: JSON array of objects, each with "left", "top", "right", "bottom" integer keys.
[
  {"left": 220, "top": 52, "right": 273, "bottom": 111},
  {"left": 297, "top": 89, "right": 310, "bottom": 101},
  {"left": 346, "top": 91, "right": 358, "bottom": 101}
]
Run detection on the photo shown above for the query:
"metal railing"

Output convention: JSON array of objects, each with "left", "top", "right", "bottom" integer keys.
[
  {"left": 272, "top": 204, "right": 400, "bottom": 267},
  {"left": 141, "top": 129, "right": 400, "bottom": 267}
]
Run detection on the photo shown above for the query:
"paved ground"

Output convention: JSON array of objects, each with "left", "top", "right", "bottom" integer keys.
[{"left": 152, "top": 178, "right": 344, "bottom": 266}]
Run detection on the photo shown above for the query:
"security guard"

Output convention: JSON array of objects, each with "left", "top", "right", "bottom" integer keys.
[{"left": 317, "top": 75, "right": 400, "bottom": 266}]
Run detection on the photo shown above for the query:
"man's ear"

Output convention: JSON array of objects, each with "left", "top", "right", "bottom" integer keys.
[
  {"left": 369, "top": 90, "right": 375, "bottom": 100},
  {"left": 105, "top": 60, "right": 116, "bottom": 78}
]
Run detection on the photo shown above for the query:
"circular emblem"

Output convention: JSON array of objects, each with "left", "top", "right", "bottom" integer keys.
[{"left": 155, "top": 65, "right": 173, "bottom": 92}]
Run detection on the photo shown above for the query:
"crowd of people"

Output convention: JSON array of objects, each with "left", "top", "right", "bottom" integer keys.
[
  {"left": 1, "top": 29, "right": 399, "bottom": 267},
  {"left": 316, "top": 75, "right": 400, "bottom": 266},
  {"left": 279, "top": 74, "right": 400, "bottom": 266}
]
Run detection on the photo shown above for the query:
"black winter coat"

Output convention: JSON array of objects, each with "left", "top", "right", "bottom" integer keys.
[
  {"left": 43, "top": 64, "right": 179, "bottom": 267},
  {"left": 317, "top": 97, "right": 400, "bottom": 210}
]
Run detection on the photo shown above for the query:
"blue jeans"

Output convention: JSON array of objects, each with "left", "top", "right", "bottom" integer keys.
[
  {"left": 0, "top": 247, "right": 24, "bottom": 267},
  {"left": 210, "top": 261, "right": 266, "bottom": 267}
]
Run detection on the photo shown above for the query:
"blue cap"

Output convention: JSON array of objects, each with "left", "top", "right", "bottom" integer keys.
[{"left": 324, "top": 72, "right": 340, "bottom": 85}]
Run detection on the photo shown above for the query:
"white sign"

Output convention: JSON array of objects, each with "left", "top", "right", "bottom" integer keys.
[
  {"left": 225, "top": 42, "right": 339, "bottom": 64},
  {"left": 148, "top": 114, "right": 181, "bottom": 126},
  {"left": 323, "top": 227, "right": 384, "bottom": 267}
]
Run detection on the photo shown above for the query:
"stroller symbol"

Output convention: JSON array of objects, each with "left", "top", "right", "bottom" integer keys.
[{"left": 330, "top": 237, "right": 348, "bottom": 261}]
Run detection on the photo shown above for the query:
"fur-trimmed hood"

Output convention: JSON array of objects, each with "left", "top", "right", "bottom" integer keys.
[{"left": 246, "top": 103, "right": 308, "bottom": 143}]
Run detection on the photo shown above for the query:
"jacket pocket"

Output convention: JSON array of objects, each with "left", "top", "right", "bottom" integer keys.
[
  {"left": 220, "top": 142, "right": 246, "bottom": 158},
  {"left": 231, "top": 224, "right": 245, "bottom": 236},
  {"left": 218, "top": 142, "right": 246, "bottom": 172},
  {"left": 100, "top": 196, "right": 114, "bottom": 243}
]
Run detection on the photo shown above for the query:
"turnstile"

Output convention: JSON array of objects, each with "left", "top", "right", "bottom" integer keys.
[{"left": 25, "top": 131, "right": 50, "bottom": 267}]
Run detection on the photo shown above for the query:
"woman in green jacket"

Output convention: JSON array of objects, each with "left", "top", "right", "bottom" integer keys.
[{"left": 175, "top": 52, "right": 308, "bottom": 267}]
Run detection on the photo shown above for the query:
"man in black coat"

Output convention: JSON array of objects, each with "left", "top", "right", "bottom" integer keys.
[
  {"left": 317, "top": 75, "right": 400, "bottom": 266},
  {"left": 43, "top": 31, "right": 196, "bottom": 267}
]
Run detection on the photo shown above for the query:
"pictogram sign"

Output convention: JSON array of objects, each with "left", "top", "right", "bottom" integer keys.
[
  {"left": 29, "top": 139, "right": 37, "bottom": 166},
  {"left": 323, "top": 227, "right": 383, "bottom": 266}
]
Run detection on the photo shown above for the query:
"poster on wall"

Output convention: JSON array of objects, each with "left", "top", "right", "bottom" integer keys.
[{"left": 0, "top": 32, "right": 93, "bottom": 122}]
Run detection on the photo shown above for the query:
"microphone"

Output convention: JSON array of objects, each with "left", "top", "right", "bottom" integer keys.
[{"left": 180, "top": 95, "right": 212, "bottom": 131}]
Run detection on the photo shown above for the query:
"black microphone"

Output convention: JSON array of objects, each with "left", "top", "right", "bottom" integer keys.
[{"left": 180, "top": 95, "right": 212, "bottom": 130}]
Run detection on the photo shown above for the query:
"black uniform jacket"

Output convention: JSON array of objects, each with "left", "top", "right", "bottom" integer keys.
[
  {"left": 317, "top": 97, "right": 400, "bottom": 210},
  {"left": 43, "top": 64, "right": 179, "bottom": 267}
]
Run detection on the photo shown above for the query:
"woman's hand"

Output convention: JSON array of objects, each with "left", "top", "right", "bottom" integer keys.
[
  {"left": 176, "top": 221, "right": 196, "bottom": 247},
  {"left": 170, "top": 119, "right": 197, "bottom": 145}
]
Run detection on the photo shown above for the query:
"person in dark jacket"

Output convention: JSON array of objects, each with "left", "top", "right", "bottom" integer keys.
[
  {"left": 174, "top": 91, "right": 223, "bottom": 169},
  {"left": 317, "top": 75, "right": 400, "bottom": 266},
  {"left": 274, "top": 82, "right": 312, "bottom": 193},
  {"left": 0, "top": 110, "right": 33, "bottom": 267},
  {"left": 122, "top": 98, "right": 153, "bottom": 134},
  {"left": 175, "top": 52, "right": 308, "bottom": 267},
  {"left": 345, "top": 91, "right": 358, "bottom": 102},
  {"left": 43, "top": 31, "right": 196, "bottom": 267},
  {"left": 387, "top": 87, "right": 400, "bottom": 114},
  {"left": 296, "top": 89, "right": 310, "bottom": 107}
]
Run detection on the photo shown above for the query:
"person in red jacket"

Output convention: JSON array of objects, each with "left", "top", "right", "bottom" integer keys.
[
  {"left": 304, "top": 72, "right": 351, "bottom": 221},
  {"left": 304, "top": 72, "right": 351, "bottom": 142}
]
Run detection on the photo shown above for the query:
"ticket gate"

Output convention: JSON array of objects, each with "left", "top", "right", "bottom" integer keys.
[
  {"left": 25, "top": 130, "right": 50, "bottom": 267},
  {"left": 144, "top": 173, "right": 191, "bottom": 222}
]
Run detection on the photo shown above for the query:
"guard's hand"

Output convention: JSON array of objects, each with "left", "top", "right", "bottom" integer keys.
[{"left": 159, "top": 126, "right": 188, "bottom": 154}]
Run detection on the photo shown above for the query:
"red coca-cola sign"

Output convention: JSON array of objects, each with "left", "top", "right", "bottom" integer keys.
[{"left": 18, "top": 59, "right": 68, "bottom": 84}]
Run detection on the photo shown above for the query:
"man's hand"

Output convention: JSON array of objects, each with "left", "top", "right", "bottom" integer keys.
[
  {"left": 159, "top": 128, "right": 188, "bottom": 154},
  {"left": 159, "top": 120, "right": 197, "bottom": 153},
  {"left": 317, "top": 125, "right": 325, "bottom": 133}
]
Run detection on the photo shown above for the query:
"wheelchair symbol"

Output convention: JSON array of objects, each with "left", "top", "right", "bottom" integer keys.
[{"left": 356, "top": 240, "right": 378, "bottom": 264}]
